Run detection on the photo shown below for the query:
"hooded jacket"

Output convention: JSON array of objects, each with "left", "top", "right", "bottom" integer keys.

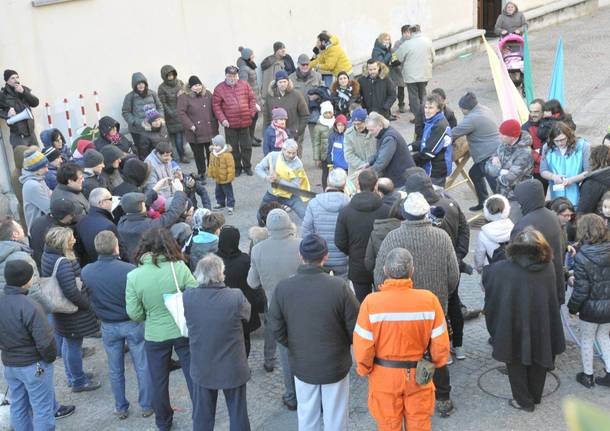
[
  {"left": 395, "top": 32, "right": 435, "bottom": 84},
  {"left": 335, "top": 192, "right": 390, "bottom": 283},
  {"left": 40, "top": 129, "right": 71, "bottom": 160},
  {"left": 364, "top": 217, "right": 402, "bottom": 272},
  {"left": 121, "top": 72, "right": 164, "bottom": 135},
  {"left": 568, "top": 242, "right": 610, "bottom": 323},
  {"left": 247, "top": 210, "right": 301, "bottom": 296},
  {"left": 263, "top": 79, "right": 309, "bottom": 138},
  {"left": 474, "top": 218, "right": 514, "bottom": 272},
  {"left": 10, "top": 145, "right": 29, "bottom": 227},
  {"left": 0, "top": 241, "right": 41, "bottom": 301},
  {"left": 212, "top": 79, "right": 256, "bottom": 129},
  {"left": 357, "top": 62, "right": 396, "bottom": 119},
  {"left": 309, "top": 35, "right": 353, "bottom": 76},
  {"left": 483, "top": 250, "right": 565, "bottom": 368},
  {"left": 19, "top": 170, "right": 51, "bottom": 233},
  {"left": 344, "top": 125, "right": 377, "bottom": 172},
  {"left": 208, "top": 144, "right": 235, "bottom": 184},
  {"left": 188, "top": 231, "right": 219, "bottom": 271},
  {"left": 576, "top": 168, "right": 610, "bottom": 216},
  {"left": 485, "top": 131, "right": 534, "bottom": 200},
  {"left": 177, "top": 87, "right": 218, "bottom": 144},
  {"left": 511, "top": 179, "right": 566, "bottom": 304},
  {"left": 157, "top": 65, "right": 185, "bottom": 133},
  {"left": 302, "top": 191, "right": 350, "bottom": 271},
  {"left": 94, "top": 116, "right": 133, "bottom": 153},
  {"left": 369, "top": 126, "right": 415, "bottom": 188}
]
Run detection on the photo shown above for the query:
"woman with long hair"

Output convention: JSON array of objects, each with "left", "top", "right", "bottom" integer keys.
[
  {"left": 578, "top": 144, "right": 610, "bottom": 215},
  {"left": 41, "top": 226, "right": 100, "bottom": 392},
  {"left": 483, "top": 228, "right": 565, "bottom": 412},
  {"left": 126, "top": 226, "right": 198, "bottom": 430},
  {"left": 540, "top": 121, "right": 590, "bottom": 206}
]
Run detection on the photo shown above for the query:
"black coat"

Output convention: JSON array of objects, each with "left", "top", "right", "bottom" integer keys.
[
  {"left": 41, "top": 249, "right": 99, "bottom": 339},
  {"left": 371, "top": 127, "right": 415, "bottom": 188},
  {"left": 0, "top": 285, "right": 56, "bottom": 367},
  {"left": 29, "top": 214, "right": 85, "bottom": 271},
  {"left": 512, "top": 179, "right": 566, "bottom": 304},
  {"left": 183, "top": 283, "right": 251, "bottom": 389},
  {"left": 0, "top": 85, "right": 39, "bottom": 142},
  {"left": 268, "top": 264, "right": 359, "bottom": 385},
  {"left": 483, "top": 255, "right": 565, "bottom": 368},
  {"left": 568, "top": 242, "right": 610, "bottom": 323},
  {"left": 335, "top": 192, "right": 390, "bottom": 283},
  {"left": 94, "top": 116, "right": 133, "bottom": 153},
  {"left": 413, "top": 116, "right": 451, "bottom": 178},
  {"left": 217, "top": 251, "right": 262, "bottom": 333},
  {"left": 577, "top": 168, "right": 610, "bottom": 216},
  {"left": 357, "top": 73, "right": 396, "bottom": 120},
  {"left": 75, "top": 207, "right": 118, "bottom": 266}
]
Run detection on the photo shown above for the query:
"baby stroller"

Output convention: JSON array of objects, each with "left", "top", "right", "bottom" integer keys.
[{"left": 499, "top": 34, "right": 525, "bottom": 95}]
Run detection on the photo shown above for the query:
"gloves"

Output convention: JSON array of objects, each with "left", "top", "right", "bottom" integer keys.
[
  {"left": 390, "top": 60, "right": 402, "bottom": 67},
  {"left": 313, "top": 47, "right": 320, "bottom": 55},
  {"left": 568, "top": 307, "right": 578, "bottom": 315}
]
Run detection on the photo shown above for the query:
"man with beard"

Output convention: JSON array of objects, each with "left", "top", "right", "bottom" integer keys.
[
  {"left": 358, "top": 60, "right": 397, "bottom": 120},
  {"left": 521, "top": 98, "right": 547, "bottom": 192},
  {"left": 0, "top": 69, "right": 39, "bottom": 147}
]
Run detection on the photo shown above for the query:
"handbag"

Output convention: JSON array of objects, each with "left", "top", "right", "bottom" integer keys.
[
  {"left": 163, "top": 261, "right": 189, "bottom": 338},
  {"left": 38, "top": 257, "right": 79, "bottom": 314}
]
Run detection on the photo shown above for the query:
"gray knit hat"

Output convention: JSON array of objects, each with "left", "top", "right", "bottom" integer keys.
[
  {"left": 458, "top": 92, "right": 478, "bottom": 110},
  {"left": 402, "top": 192, "right": 430, "bottom": 218},
  {"left": 121, "top": 192, "right": 145, "bottom": 214},
  {"left": 83, "top": 149, "right": 104, "bottom": 168},
  {"left": 211, "top": 135, "right": 226, "bottom": 147},
  {"left": 266, "top": 209, "right": 292, "bottom": 233}
]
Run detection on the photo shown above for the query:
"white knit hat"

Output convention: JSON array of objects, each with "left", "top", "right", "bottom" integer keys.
[
  {"left": 483, "top": 194, "right": 511, "bottom": 221},
  {"left": 403, "top": 192, "right": 430, "bottom": 217},
  {"left": 320, "top": 100, "right": 334, "bottom": 116}
]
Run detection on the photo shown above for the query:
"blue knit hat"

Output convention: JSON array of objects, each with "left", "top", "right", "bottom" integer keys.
[
  {"left": 144, "top": 105, "right": 162, "bottom": 123},
  {"left": 238, "top": 46, "right": 253, "bottom": 60},
  {"left": 23, "top": 149, "right": 48, "bottom": 172},
  {"left": 351, "top": 108, "right": 368, "bottom": 122},
  {"left": 275, "top": 70, "right": 289, "bottom": 82},
  {"left": 299, "top": 234, "right": 328, "bottom": 261}
]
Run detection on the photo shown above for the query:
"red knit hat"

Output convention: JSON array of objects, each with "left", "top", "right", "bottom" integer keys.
[
  {"left": 499, "top": 119, "right": 521, "bottom": 138},
  {"left": 335, "top": 115, "right": 348, "bottom": 127}
]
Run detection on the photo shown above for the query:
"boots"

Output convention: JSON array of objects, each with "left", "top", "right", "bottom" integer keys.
[
  {"left": 576, "top": 372, "right": 595, "bottom": 388},
  {"left": 595, "top": 371, "right": 610, "bottom": 387}
]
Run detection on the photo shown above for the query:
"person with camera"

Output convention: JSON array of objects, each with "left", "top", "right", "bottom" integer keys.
[{"left": 0, "top": 69, "right": 39, "bottom": 147}]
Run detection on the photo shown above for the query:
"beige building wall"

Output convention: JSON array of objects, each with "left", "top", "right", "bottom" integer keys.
[{"left": 1, "top": 0, "right": 475, "bottom": 140}]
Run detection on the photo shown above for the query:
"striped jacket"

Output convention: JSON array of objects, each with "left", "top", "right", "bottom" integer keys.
[{"left": 353, "top": 278, "right": 450, "bottom": 377}]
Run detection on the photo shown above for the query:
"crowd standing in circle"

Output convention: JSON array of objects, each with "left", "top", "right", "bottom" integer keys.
[{"left": 1, "top": 10, "right": 610, "bottom": 431}]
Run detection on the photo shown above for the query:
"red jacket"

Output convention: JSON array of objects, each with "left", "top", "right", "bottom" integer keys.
[{"left": 212, "top": 80, "right": 256, "bottom": 129}]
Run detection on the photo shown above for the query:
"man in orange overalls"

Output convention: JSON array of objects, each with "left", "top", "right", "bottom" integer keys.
[{"left": 353, "top": 247, "right": 450, "bottom": 431}]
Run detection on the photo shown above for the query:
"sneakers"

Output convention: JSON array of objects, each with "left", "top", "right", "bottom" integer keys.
[
  {"left": 446, "top": 352, "right": 454, "bottom": 366},
  {"left": 114, "top": 410, "right": 129, "bottom": 420},
  {"left": 55, "top": 405, "right": 76, "bottom": 419},
  {"left": 283, "top": 397, "right": 297, "bottom": 411},
  {"left": 227, "top": 207, "right": 234, "bottom": 215},
  {"left": 595, "top": 372, "right": 610, "bottom": 387},
  {"left": 72, "top": 380, "right": 102, "bottom": 393},
  {"left": 436, "top": 399, "right": 455, "bottom": 417},
  {"left": 453, "top": 346, "right": 466, "bottom": 360},
  {"left": 576, "top": 372, "right": 595, "bottom": 388}
]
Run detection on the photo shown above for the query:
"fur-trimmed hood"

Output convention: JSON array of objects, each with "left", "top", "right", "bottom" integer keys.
[
  {"left": 484, "top": 194, "right": 511, "bottom": 221},
  {"left": 331, "top": 79, "right": 360, "bottom": 95},
  {"left": 267, "top": 78, "right": 295, "bottom": 97},
  {"left": 141, "top": 117, "right": 166, "bottom": 131},
  {"left": 361, "top": 61, "right": 390, "bottom": 79}
]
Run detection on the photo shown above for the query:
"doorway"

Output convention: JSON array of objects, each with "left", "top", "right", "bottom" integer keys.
[{"left": 478, "top": 0, "right": 503, "bottom": 36}]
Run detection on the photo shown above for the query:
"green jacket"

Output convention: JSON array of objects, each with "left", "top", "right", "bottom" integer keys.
[
  {"left": 343, "top": 125, "right": 377, "bottom": 172},
  {"left": 126, "top": 254, "right": 198, "bottom": 342},
  {"left": 312, "top": 122, "right": 332, "bottom": 162}
]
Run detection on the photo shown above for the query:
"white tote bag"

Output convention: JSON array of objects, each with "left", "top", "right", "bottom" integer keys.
[{"left": 163, "top": 261, "right": 189, "bottom": 337}]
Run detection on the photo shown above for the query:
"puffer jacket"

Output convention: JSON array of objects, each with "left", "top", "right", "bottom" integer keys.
[
  {"left": 94, "top": 115, "right": 133, "bottom": 153},
  {"left": 344, "top": 126, "right": 377, "bottom": 172},
  {"left": 312, "top": 121, "right": 332, "bottom": 162},
  {"left": 578, "top": 168, "right": 610, "bottom": 216},
  {"left": 208, "top": 146, "right": 235, "bottom": 185},
  {"left": 212, "top": 80, "right": 256, "bottom": 129},
  {"left": 309, "top": 35, "right": 353, "bottom": 76},
  {"left": 301, "top": 191, "right": 350, "bottom": 271},
  {"left": 144, "top": 149, "right": 179, "bottom": 199},
  {"left": 122, "top": 72, "right": 164, "bottom": 135},
  {"left": 177, "top": 88, "right": 218, "bottom": 144},
  {"left": 568, "top": 242, "right": 610, "bottom": 323},
  {"left": 188, "top": 231, "right": 219, "bottom": 271},
  {"left": 0, "top": 241, "right": 41, "bottom": 301},
  {"left": 41, "top": 248, "right": 99, "bottom": 339},
  {"left": 237, "top": 57, "right": 262, "bottom": 105},
  {"left": 263, "top": 79, "right": 309, "bottom": 137},
  {"left": 157, "top": 65, "right": 185, "bottom": 133},
  {"left": 357, "top": 62, "right": 396, "bottom": 119},
  {"left": 138, "top": 119, "right": 170, "bottom": 156},
  {"left": 0, "top": 84, "right": 39, "bottom": 142},
  {"left": 474, "top": 218, "right": 514, "bottom": 272},
  {"left": 485, "top": 131, "right": 534, "bottom": 200}
]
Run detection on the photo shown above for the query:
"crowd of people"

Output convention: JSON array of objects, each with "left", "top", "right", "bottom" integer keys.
[{"left": 1, "top": 6, "right": 610, "bottom": 430}]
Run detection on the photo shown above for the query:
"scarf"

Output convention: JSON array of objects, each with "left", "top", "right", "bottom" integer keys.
[
  {"left": 296, "top": 68, "right": 311, "bottom": 80},
  {"left": 421, "top": 111, "right": 451, "bottom": 176},
  {"left": 245, "top": 59, "right": 257, "bottom": 70},
  {"left": 212, "top": 144, "right": 228, "bottom": 157},
  {"left": 336, "top": 85, "right": 353, "bottom": 113},
  {"left": 319, "top": 115, "right": 335, "bottom": 128},
  {"left": 272, "top": 121, "right": 289, "bottom": 150},
  {"left": 106, "top": 131, "right": 121, "bottom": 144}
]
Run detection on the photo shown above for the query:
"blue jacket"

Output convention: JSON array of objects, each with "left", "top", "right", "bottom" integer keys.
[
  {"left": 44, "top": 164, "right": 58, "bottom": 190},
  {"left": 81, "top": 255, "right": 135, "bottom": 323},
  {"left": 75, "top": 206, "right": 117, "bottom": 266},
  {"left": 369, "top": 126, "right": 415, "bottom": 188},
  {"left": 188, "top": 231, "right": 218, "bottom": 271},
  {"left": 327, "top": 130, "right": 348, "bottom": 170},
  {"left": 302, "top": 191, "right": 349, "bottom": 271},
  {"left": 263, "top": 125, "right": 294, "bottom": 156}
]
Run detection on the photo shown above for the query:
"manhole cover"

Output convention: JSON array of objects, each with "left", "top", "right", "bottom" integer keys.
[{"left": 477, "top": 366, "right": 560, "bottom": 400}]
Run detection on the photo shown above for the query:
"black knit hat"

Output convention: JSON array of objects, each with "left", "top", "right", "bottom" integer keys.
[
  {"left": 299, "top": 234, "right": 328, "bottom": 261},
  {"left": 83, "top": 149, "right": 104, "bottom": 168},
  {"left": 273, "top": 41, "right": 286, "bottom": 52},
  {"left": 4, "top": 260, "right": 34, "bottom": 287},
  {"left": 3, "top": 69, "right": 17, "bottom": 82},
  {"left": 188, "top": 75, "right": 202, "bottom": 88},
  {"left": 50, "top": 198, "right": 78, "bottom": 220},
  {"left": 43, "top": 146, "right": 61, "bottom": 163},
  {"left": 100, "top": 145, "right": 124, "bottom": 165}
]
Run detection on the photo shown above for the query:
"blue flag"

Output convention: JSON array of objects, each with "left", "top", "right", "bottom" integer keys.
[{"left": 548, "top": 38, "right": 565, "bottom": 104}]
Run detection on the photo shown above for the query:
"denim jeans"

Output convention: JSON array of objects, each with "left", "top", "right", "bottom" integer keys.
[
  {"left": 321, "top": 74, "right": 334, "bottom": 88},
  {"left": 144, "top": 337, "right": 193, "bottom": 431},
  {"left": 4, "top": 361, "right": 56, "bottom": 431},
  {"left": 278, "top": 345, "right": 296, "bottom": 402},
  {"left": 261, "top": 191, "right": 307, "bottom": 219},
  {"left": 215, "top": 183, "right": 235, "bottom": 208},
  {"left": 101, "top": 321, "right": 152, "bottom": 413},
  {"left": 62, "top": 337, "right": 91, "bottom": 389},
  {"left": 170, "top": 132, "right": 185, "bottom": 160}
]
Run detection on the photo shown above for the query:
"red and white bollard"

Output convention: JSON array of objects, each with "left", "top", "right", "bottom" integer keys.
[
  {"left": 93, "top": 91, "right": 101, "bottom": 122},
  {"left": 63, "top": 98, "right": 73, "bottom": 141},
  {"left": 79, "top": 94, "right": 87, "bottom": 127},
  {"left": 45, "top": 102, "right": 53, "bottom": 128}
]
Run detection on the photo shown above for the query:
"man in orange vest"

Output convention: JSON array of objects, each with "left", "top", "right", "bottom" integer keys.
[{"left": 354, "top": 247, "right": 450, "bottom": 431}]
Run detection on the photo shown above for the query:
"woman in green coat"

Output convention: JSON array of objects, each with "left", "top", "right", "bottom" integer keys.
[{"left": 126, "top": 227, "right": 198, "bottom": 430}]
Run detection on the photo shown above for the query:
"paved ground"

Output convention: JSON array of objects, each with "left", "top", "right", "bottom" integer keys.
[{"left": 2, "top": 6, "right": 610, "bottom": 431}]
